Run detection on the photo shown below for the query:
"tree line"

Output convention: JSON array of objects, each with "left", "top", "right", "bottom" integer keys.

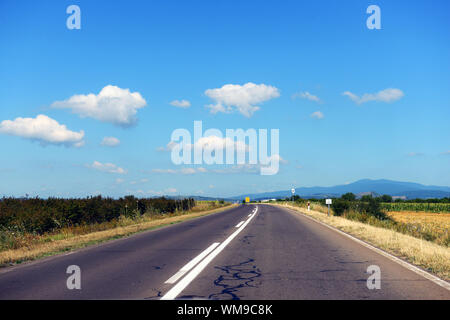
[{"left": 0, "top": 196, "right": 196, "bottom": 234}]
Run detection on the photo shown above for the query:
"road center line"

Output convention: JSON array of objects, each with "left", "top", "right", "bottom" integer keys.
[
  {"left": 161, "top": 206, "right": 258, "bottom": 300},
  {"left": 235, "top": 221, "right": 245, "bottom": 228},
  {"left": 164, "top": 242, "right": 220, "bottom": 284}
]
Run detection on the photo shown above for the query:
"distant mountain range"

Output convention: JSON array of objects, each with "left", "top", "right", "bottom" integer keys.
[{"left": 229, "top": 179, "right": 450, "bottom": 200}]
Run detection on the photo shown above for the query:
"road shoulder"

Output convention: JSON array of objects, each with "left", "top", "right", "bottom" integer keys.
[{"left": 269, "top": 203, "right": 450, "bottom": 285}]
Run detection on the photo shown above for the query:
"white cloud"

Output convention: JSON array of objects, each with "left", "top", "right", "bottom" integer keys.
[
  {"left": 211, "top": 164, "right": 260, "bottom": 174},
  {"left": 151, "top": 168, "right": 177, "bottom": 174},
  {"left": 407, "top": 152, "right": 424, "bottom": 157},
  {"left": 440, "top": 150, "right": 450, "bottom": 155},
  {"left": 152, "top": 167, "right": 207, "bottom": 175},
  {"left": 205, "top": 82, "right": 280, "bottom": 117},
  {"left": 129, "top": 178, "right": 148, "bottom": 185},
  {"left": 159, "top": 136, "right": 249, "bottom": 153},
  {"left": 143, "top": 188, "right": 178, "bottom": 196},
  {"left": 293, "top": 91, "right": 321, "bottom": 103},
  {"left": 170, "top": 99, "right": 191, "bottom": 108},
  {"left": 268, "top": 154, "right": 288, "bottom": 164},
  {"left": 51, "top": 85, "right": 147, "bottom": 127},
  {"left": 115, "top": 178, "right": 125, "bottom": 184},
  {"left": 180, "top": 168, "right": 197, "bottom": 175},
  {"left": 0, "top": 114, "right": 84, "bottom": 147},
  {"left": 88, "top": 161, "right": 127, "bottom": 174},
  {"left": 342, "top": 88, "right": 404, "bottom": 104},
  {"left": 101, "top": 136, "right": 120, "bottom": 147},
  {"left": 193, "top": 136, "right": 249, "bottom": 153},
  {"left": 210, "top": 155, "right": 287, "bottom": 174},
  {"left": 310, "top": 111, "right": 324, "bottom": 119},
  {"left": 157, "top": 141, "right": 178, "bottom": 152}
]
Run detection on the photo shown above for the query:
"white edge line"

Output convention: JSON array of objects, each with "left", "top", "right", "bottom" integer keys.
[
  {"left": 282, "top": 205, "right": 450, "bottom": 291},
  {"left": 161, "top": 206, "right": 258, "bottom": 299},
  {"left": 164, "top": 242, "right": 220, "bottom": 284},
  {"left": 235, "top": 221, "right": 245, "bottom": 228}
]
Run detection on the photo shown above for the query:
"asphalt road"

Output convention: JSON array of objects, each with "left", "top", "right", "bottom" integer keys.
[{"left": 0, "top": 204, "right": 449, "bottom": 300}]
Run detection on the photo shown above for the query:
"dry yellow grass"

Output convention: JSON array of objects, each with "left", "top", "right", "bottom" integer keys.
[
  {"left": 273, "top": 203, "right": 450, "bottom": 281},
  {"left": 0, "top": 203, "right": 236, "bottom": 267},
  {"left": 387, "top": 211, "right": 450, "bottom": 235}
]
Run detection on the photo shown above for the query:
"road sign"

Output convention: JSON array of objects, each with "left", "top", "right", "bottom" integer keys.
[
  {"left": 291, "top": 188, "right": 295, "bottom": 194},
  {"left": 326, "top": 199, "right": 332, "bottom": 216},
  {"left": 245, "top": 197, "right": 250, "bottom": 203}
]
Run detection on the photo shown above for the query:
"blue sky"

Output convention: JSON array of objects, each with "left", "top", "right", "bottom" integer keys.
[{"left": 0, "top": 0, "right": 449, "bottom": 198}]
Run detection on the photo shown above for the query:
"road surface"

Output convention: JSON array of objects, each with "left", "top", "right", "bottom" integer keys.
[{"left": 0, "top": 204, "right": 449, "bottom": 299}]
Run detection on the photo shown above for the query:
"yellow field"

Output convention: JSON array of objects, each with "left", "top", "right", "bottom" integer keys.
[{"left": 387, "top": 211, "right": 450, "bottom": 241}]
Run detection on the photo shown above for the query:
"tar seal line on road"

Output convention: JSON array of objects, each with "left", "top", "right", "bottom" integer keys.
[
  {"left": 165, "top": 242, "right": 220, "bottom": 284},
  {"left": 161, "top": 206, "right": 259, "bottom": 300}
]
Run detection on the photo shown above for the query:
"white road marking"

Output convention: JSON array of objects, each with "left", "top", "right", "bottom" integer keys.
[
  {"left": 235, "top": 221, "right": 245, "bottom": 228},
  {"left": 161, "top": 206, "right": 258, "bottom": 300},
  {"left": 283, "top": 205, "right": 450, "bottom": 291},
  {"left": 164, "top": 242, "right": 220, "bottom": 284}
]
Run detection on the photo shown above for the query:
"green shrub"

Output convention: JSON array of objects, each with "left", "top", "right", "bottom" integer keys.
[
  {"left": 341, "top": 193, "right": 356, "bottom": 201},
  {"left": 0, "top": 196, "right": 196, "bottom": 235},
  {"left": 331, "top": 199, "right": 350, "bottom": 216}
]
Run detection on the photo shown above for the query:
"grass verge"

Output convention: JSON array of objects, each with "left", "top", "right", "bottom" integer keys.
[
  {"left": 272, "top": 202, "right": 450, "bottom": 281},
  {"left": 0, "top": 203, "right": 236, "bottom": 268}
]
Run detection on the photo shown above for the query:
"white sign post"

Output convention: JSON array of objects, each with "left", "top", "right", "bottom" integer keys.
[
  {"left": 291, "top": 188, "right": 295, "bottom": 202},
  {"left": 325, "top": 199, "right": 332, "bottom": 216}
]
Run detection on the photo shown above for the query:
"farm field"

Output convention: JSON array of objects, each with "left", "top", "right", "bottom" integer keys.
[
  {"left": 381, "top": 202, "right": 450, "bottom": 213},
  {"left": 387, "top": 210, "right": 450, "bottom": 246}
]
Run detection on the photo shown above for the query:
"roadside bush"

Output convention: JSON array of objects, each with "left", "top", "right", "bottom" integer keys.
[
  {"left": 331, "top": 199, "right": 350, "bottom": 216},
  {"left": 0, "top": 196, "right": 196, "bottom": 235},
  {"left": 362, "top": 198, "right": 388, "bottom": 220},
  {"left": 341, "top": 193, "right": 356, "bottom": 201}
]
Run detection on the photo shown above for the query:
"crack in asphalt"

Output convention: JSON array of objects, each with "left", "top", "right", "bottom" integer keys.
[
  {"left": 143, "top": 288, "right": 162, "bottom": 299},
  {"left": 240, "top": 235, "right": 255, "bottom": 245},
  {"left": 208, "top": 258, "right": 262, "bottom": 300}
]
